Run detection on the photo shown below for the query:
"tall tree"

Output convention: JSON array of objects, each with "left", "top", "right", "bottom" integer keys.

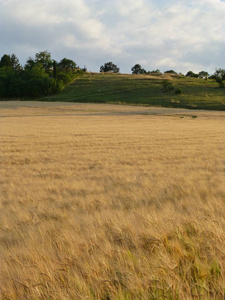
[
  {"left": 0, "top": 54, "right": 12, "bottom": 68},
  {"left": 10, "top": 54, "right": 21, "bottom": 71},
  {"left": 35, "top": 50, "right": 52, "bottom": 73}
]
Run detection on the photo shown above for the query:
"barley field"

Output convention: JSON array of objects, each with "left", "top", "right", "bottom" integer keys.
[{"left": 0, "top": 101, "right": 225, "bottom": 299}]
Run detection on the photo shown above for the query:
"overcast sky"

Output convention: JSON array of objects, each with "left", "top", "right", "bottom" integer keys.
[{"left": 1, "top": 0, "right": 225, "bottom": 74}]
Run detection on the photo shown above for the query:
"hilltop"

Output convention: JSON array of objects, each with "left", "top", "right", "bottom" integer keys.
[{"left": 40, "top": 72, "right": 225, "bottom": 110}]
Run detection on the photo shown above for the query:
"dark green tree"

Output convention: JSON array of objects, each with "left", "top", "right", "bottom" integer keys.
[
  {"left": 0, "top": 54, "right": 12, "bottom": 68},
  {"left": 213, "top": 68, "right": 225, "bottom": 80},
  {"left": 100, "top": 62, "right": 119, "bottom": 73},
  {"left": 10, "top": 54, "right": 21, "bottom": 71},
  {"left": 212, "top": 68, "right": 225, "bottom": 88},
  {"left": 185, "top": 71, "right": 198, "bottom": 78},
  {"left": 58, "top": 58, "right": 77, "bottom": 73},
  {"left": 22, "top": 64, "right": 53, "bottom": 97},
  {"left": 24, "top": 57, "right": 36, "bottom": 70},
  {"left": 131, "top": 64, "right": 146, "bottom": 74},
  {"left": 198, "top": 71, "right": 209, "bottom": 79}
]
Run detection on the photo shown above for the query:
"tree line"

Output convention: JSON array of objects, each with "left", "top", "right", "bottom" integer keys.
[
  {"left": 0, "top": 51, "right": 84, "bottom": 98},
  {"left": 1, "top": 52, "right": 225, "bottom": 99},
  {"left": 100, "top": 62, "right": 225, "bottom": 87}
]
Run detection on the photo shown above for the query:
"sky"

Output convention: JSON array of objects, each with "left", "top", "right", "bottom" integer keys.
[{"left": 1, "top": 0, "right": 225, "bottom": 74}]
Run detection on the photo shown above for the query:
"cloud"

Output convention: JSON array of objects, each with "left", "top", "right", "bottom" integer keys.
[{"left": 0, "top": 0, "right": 225, "bottom": 73}]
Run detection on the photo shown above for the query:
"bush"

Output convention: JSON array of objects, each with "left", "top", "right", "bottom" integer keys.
[
  {"left": 164, "top": 70, "right": 177, "bottom": 74},
  {"left": 174, "top": 88, "right": 182, "bottom": 94},
  {"left": 216, "top": 78, "right": 224, "bottom": 88},
  {"left": 186, "top": 71, "right": 198, "bottom": 78},
  {"left": 57, "top": 72, "right": 73, "bottom": 84},
  {"left": 161, "top": 80, "right": 174, "bottom": 92}
]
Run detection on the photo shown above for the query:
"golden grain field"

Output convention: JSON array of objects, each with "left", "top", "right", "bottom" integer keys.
[{"left": 0, "top": 101, "right": 225, "bottom": 299}]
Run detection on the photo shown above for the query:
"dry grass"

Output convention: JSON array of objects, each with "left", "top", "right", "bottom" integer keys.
[{"left": 0, "top": 102, "right": 225, "bottom": 299}]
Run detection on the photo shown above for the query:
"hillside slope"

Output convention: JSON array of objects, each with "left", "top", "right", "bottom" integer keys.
[{"left": 41, "top": 73, "right": 225, "bottom": 110}]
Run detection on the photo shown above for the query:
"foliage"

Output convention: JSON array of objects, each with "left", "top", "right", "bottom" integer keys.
[
  {"left": 186, "top": 71, "right": 199, "bottom": 78},
  {"left": 0, "top": 54, "right": 11, "bottom": 68},
  {"left": 215, "top": 78, "right": 224, "bottom": 88},
  {"left": 24, "top": 57, "right": 36, "bottom": 70},
  {"left": 198, "top": 71, "right": 209, "bottom": 79},
  {"left": 147, "top": 69, "right": 161, "bottom": 74},
  {"left": 21, "top": 64, "right": 54, "bottom": 97},
  {"left": 53, "top": 60, "right": 58, "bottom": 80},
  {"left": 0, "top": 51, "right": 81, "bottom": 98},
  {"left": 164, "top": 70, "right": 177, "bottom": 74},
  {"left": 161, "top": 79, "right": 174, "bottom": 92},
  {"left": 35, "top": 50, "right": 53, "bottom": 74},
  {"left": 131, "top": 64, "right": 146, "bottom": 74},
  {"left": 0, "top": 53, "right": 21, "bottom": 71},
  {"left": 211, "top": 68, "right": 225, "bottom": 88},
  {"left": 174, "top": 87, "right": 182, "bottom": 94},
  {"left": 213, "top": 68, "right": 225, "bottom": 80},
  {"left": 100, "top": 61, "right": 119, "bottom": 73},
  {"left": 58, "top": 58, "right": 77, "bottom": 73}
]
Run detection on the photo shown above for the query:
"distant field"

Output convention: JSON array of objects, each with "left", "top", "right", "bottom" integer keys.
[
  {"left": 0, "top": 102, "right": 225, "bottom": 299},
  {"left": 40, "top": 73, "right": 225, "bottom": 110}
]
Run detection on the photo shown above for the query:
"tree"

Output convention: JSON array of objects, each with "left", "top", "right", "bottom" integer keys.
[
  {"left": 100, "top": 62, "right": 119, "bottom": 73},
  {"left": 24, "top": 57, "right": 36, "bottom": 70},
  {"left": 0, "top": 50, "right": 82, "bottom": 98},
  {"left": 131, "top": 64, "right": 146, "bottom": 74},
  {"left": 198, "top": 71, "right": 209, "bottom": 79},
  {"left": 213, "top": 68, "right": 225, "bottom": 80},
  {"left": 58, "top": 58, "right": 77, "bottom": 73},
  {"left": 0, "top": 54, "right": 11, "bottom": 68},
  {"left": 10, "top": 54, "right": 21, "bottom": 71},
  {"left": 212, "top": 68, "right": 225, "bottom": 88},
  {"left": 22, "top": 64, "right": 53, "bottom": 97},
  {"left": 0, "top": 54, "right": 21, "bottom": 70},
  {"left": 35, "top": 50, "right": 52, "bottom": 73},
  {"left": 185, "top": 71, "right": 198, "bottom": 78}
]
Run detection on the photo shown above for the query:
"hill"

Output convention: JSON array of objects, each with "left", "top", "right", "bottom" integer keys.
[{"left": 40, "top": 72, "right": 225, "bottom": 110}]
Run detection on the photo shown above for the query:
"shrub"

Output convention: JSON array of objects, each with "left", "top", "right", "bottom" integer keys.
[
  {"left": 215, "top": 78, "right": 224, "bottom": 88},
  {"left": 161, "top": 80, "right": 174, "bottom": 92},
  {"left": 164, "top": 70, "right": 177, "bottom": 74},
  {"left": 174, "top": 88, "right": 182, "bottom": 94},
  {"left": 186, "top": 71, "right": 198, "bottom": 78}
]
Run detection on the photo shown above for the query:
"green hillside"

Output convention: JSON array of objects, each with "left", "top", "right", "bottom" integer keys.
[{"left": 40, "top": 72, "right": 225, "bottom": 110}]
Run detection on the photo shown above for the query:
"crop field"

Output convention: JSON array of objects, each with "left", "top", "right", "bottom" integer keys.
[{"left": 0, "top": 101, "right": 225, "bottom": 299}]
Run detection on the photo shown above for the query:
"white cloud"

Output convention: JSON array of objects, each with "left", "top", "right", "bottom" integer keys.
[{"left": 0, "top": 0, "right": 225, "bottom": 73}]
